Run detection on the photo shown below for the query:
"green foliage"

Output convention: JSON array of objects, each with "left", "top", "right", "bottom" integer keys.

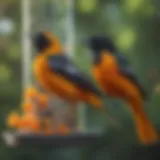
[
  {"left": 1, "top": 0, "right": 160, "bottom": 159},
  {"left": 77, "top": 0, "right": 98, "bottom": 13},
  {"left": 0, "top": 64, "right": 12, "bottom": 82}
]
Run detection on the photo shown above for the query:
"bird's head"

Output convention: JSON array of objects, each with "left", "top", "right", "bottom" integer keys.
[
  {"left": 86, "top": 35, "right": 116, "bottom": 53},
  {"left": 32, "top": 31, "right": 62, "bottom": 54}
]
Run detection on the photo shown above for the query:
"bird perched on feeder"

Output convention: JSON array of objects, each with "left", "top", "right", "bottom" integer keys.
[
  {"left": 85, "top": 35, "right": 159, "bottom": 144},
  {"left": 32, "top": 31, "right": 103, "bottom": 109}
]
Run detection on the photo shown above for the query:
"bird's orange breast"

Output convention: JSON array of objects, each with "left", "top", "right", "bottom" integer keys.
[
  {"left": 33, "top": 56, "right": 84, "bottom": 102},
  {"left": 93, "top": 53, "right": 118, "bottom": 94},
  {"left": 93, "top": 52, "right": 142, "bottom": 99}
]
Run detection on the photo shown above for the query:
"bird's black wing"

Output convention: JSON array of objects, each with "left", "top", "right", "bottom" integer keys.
[
  {"left": 115, "top": 54, "right": 147, "bottom": 100},
  {"left": 47, "top": 54, "right": 102, "bottom": 96}
]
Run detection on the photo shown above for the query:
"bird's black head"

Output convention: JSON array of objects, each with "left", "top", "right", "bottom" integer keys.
[
  {"left": 86, "top": 35, "right": 116, "bottom": 53},
  {"left": 32, "top": 32, "right": 51, "bottom": 53}
]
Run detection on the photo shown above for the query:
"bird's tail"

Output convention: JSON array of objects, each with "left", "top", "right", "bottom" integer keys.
[{"left": 128, "top": 98, "right": 159, "bottom": 144}]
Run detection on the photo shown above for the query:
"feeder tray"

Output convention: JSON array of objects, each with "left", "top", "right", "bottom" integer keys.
[{"left": 2, "top": 131, "right": 102, "bottom": 148}]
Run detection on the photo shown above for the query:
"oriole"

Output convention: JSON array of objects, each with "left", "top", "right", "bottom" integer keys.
[
  {"left": 86, "top": 35, "right": 158, "bottom": 144},
  {"left": 32, "top": 31, "right": 102, "bottom": 110}
]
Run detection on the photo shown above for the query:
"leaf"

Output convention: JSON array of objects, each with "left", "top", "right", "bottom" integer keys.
[
  {"left": 123, "top": 0, "right": 146, "bottom": 14},
  {"left": 115, "top": 28, "right": 137, "bottom": 52},
  {"left": 78, "top": 0, "right": 98, "bottom": 13}
]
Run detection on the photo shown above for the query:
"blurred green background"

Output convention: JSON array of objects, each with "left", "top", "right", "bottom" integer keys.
[{"left": 0, "top": 0, "right": 160, "bottom": 159}]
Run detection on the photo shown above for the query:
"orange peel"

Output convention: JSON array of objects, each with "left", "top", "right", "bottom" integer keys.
[
  {"left": 25, "top": 87, "right": 37, "bottom": 99},
  {"left": 7, "top": 112, "right": 21, "bottom": 128},
  {"left": 22, "top": 102, "right": 35, "bottom": 113}
]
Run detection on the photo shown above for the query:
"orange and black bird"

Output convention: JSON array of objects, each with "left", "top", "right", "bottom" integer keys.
[
  {"left": 86, "top": 35, "right": 159, "bottom": 144},
  {"left": 32, "top": 31, "right": 103, "bottom": 110}
]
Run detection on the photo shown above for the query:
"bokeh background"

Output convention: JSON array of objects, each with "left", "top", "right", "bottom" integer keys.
[{"left": 0, "top": 0, "right": 160, "bottom": 159}]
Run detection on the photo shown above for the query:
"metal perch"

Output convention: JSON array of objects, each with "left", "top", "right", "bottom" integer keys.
[{"left": 2, "top": 131, "right": 102, "bottom": 148}]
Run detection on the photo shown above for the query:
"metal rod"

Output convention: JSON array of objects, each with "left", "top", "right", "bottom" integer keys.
[
  {"left": 21, "top": 0, "right": 32, "bottom": 92},
  {"left": 65, "top": 0, "right": 86, "bottom": 131},
  {"left": 65, "top": 0, "right": 75, "bottom": 57}
]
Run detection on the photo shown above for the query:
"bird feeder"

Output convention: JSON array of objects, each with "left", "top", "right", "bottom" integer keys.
[{"left": 3, "top": 0, "right": 104, "bottom": 148}]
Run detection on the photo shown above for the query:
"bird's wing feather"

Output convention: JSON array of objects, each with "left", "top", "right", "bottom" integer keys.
[
  {"left": 116, "top": 54, "right": 147, "bottom": 100},
  {"left": 47, "top": 54, "right": 102, "bottom": 96}
]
